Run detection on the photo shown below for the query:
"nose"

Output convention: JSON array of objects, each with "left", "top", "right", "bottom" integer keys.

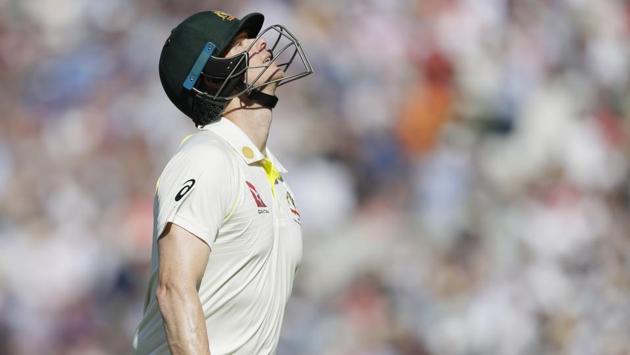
[{"left": 253, "top": 38, "right": 267, "bottom": 54}]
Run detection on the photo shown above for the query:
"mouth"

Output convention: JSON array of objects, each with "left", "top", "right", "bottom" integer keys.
[{"left": 262, "top": 50, "right": 273, "bottom": 64}]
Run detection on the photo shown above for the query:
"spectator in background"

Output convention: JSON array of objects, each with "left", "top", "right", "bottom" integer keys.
[{"left": 397, "top": 49, "right": 454, "bottom": 157}]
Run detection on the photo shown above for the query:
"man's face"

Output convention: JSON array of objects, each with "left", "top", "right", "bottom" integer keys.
[{"left": 224, "top": 32, "right": 285, "bottom": 88}]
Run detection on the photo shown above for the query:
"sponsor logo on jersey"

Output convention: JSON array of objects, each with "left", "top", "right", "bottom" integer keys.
[
  {"left": 246, "top": 181, "right": 267, "bottom": 208},
  {"left": 175, "top": 179, "right": 195, "bottom": 201}
]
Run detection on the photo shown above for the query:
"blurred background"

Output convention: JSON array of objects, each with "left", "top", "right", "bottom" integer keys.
[{"left": 1, "top": 0, "right": 630, "bottom": 354}]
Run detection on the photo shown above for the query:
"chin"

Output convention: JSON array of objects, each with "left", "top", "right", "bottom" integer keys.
[
  {"left": 272, "top": 70, "right": 285, "bottom": 81},
  {"left": 249, "top": 67, "right": 284, "bottom": 86},
  {"left": 269, "top": 66, "right": 285, "bottom": 81}
]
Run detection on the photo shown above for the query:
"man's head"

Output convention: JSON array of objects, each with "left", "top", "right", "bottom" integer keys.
[
  {"left": 158, "top": 10, "right": 312, "bottom": 126},
  {"left": 223, "top": 32, "right": 285, "bottom": 90}
]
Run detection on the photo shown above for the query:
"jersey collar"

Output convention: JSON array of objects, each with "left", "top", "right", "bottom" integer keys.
[{"left": 200, "top": 117, "right": 288, "bottom": 173}]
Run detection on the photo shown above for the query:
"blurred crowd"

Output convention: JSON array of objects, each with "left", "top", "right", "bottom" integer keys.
[{"left": 1, "top": 0, "right": 630, "bottom": 354}]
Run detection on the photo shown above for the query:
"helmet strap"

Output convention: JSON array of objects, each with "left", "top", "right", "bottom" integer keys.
[{"left": 245, "top": 89, "right": 278, "bottom": 109}]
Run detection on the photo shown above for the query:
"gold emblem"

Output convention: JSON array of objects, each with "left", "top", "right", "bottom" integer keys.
[
  {"left": 213, "top": 10, "right": 236, "bottom": 21},
  {"left": 242, "top": 146, "right": 254, "bottom": 159}
]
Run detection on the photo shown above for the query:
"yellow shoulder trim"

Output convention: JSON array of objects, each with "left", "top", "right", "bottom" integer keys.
[{"left": 179, "top": 134, "right": 194, "bottom": 147}]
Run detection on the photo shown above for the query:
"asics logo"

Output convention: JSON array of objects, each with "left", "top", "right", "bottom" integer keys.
[{"left": 175, "top": 179, "right": 196, "bottom": 201}]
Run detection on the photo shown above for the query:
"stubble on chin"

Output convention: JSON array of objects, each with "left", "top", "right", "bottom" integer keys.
[{"left": 249, "top": 66, "right": 284, "bottom": 88}]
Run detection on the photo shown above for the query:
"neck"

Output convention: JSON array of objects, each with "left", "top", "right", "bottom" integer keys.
[
  {"left": 223, "top": 83, "right": 278, "bottom": 152},
  {"left": 223, "top": 97, "right": 273, "bottom": 153}
]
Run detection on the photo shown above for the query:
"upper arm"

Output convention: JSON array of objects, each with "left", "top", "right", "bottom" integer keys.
[{"left": 158, "top": 222, "right": 210, "bottom": 289}]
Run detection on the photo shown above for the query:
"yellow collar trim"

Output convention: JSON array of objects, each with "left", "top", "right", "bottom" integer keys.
[
  {"left": 200, "top": 118, "right": 288, "bottom": 173},
  {"left": 260, "top": 157, "right": 281, "bottom": 196}
]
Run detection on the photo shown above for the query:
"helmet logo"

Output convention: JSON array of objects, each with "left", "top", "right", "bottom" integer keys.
[{"left": 213, "top": 10, "right": 235, "bottom": 21}]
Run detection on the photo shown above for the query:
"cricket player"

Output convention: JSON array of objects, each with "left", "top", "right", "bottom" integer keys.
[{"left": 132, "top": 10, "right": 313, "bottom": 355}]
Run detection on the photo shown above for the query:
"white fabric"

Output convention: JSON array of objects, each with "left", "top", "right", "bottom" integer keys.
[{"left": 133, "top": 117, "right": 303, "bottom": 355}]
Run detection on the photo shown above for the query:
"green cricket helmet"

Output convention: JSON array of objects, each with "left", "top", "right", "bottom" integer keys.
[{"left": 159, "top": 10, "right": 313, "bottom": 124}]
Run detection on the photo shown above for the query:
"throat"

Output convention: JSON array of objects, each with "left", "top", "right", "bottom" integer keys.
[{"left": 224, "top": 108, "right": 272, "bottom": 153}]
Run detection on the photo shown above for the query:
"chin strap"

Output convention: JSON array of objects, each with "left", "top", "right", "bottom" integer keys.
[{"left": 246, "top": 89, "right": 278, "bottom": 109}]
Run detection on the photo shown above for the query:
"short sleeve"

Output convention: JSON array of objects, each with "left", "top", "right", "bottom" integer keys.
[{"left": 154, "top": 140, "right": 237, "bottom": 249}]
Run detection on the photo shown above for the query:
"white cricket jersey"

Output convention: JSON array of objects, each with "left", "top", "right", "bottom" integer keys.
[{"left": 133, "top": 117, "right": 303, "bottom": 355}]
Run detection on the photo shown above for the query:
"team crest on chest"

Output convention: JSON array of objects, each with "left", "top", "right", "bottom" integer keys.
[{"left": 246, "top": 181, "right": 269, "bottom": 213}]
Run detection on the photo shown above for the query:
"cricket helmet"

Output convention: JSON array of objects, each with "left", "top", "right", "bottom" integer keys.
[{"left": 159, "top": 10, "right": 313, "bottom": 125}]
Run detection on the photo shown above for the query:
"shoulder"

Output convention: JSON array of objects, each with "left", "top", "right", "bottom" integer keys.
[
  {"left": 158, "top": 130, "right": 238, "bottom": 190},
  {"left": 161, "top": 130, "right": 241, "bottom": 179},
  {"left": 177, "top": 130, "right": 233, "bottom": 165}
]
